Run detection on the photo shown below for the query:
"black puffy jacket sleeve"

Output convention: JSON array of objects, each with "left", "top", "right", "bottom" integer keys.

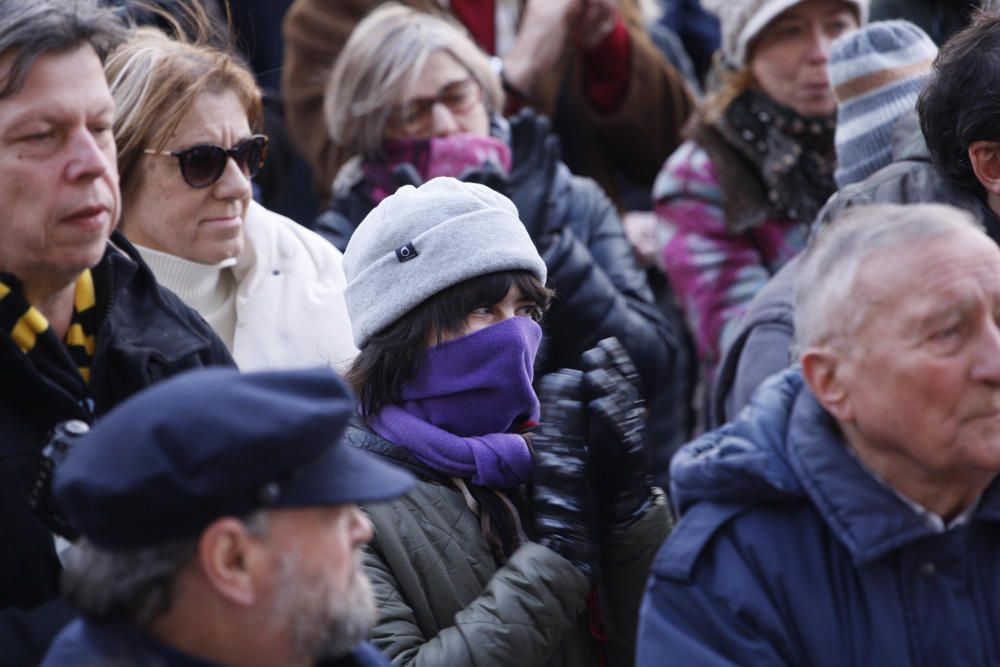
[{"left": 537, "top": 167, "right": 675, "bottom": 400}]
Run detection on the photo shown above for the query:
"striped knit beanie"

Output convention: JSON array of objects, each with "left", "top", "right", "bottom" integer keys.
[{"left": 830, "top": 20, "right": 937, "bottom": 188}]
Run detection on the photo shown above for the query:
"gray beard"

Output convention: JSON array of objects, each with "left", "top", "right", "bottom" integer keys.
[{"left": 272, "top": 549, "right": 377, "bottom": 661}]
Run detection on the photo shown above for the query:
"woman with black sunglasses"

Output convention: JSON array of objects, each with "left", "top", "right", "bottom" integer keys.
[{"left": 104, "top": 27, "right": 358, "bottom": 372}]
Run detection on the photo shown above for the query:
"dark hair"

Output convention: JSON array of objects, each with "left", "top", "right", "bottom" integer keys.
[
  {"left": 0, "top": 0, "right": 128, "bottom": 100},
  {"left": 346, "top": 270, "right": 552, "bottom": 419},
  {"left": 917, "top": 10, "right": 1000, "bottom": 197}
]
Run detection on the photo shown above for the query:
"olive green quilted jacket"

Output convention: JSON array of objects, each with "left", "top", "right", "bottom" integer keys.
[{"left": 346, "top": 425, "right": 672, "bottom": 666}]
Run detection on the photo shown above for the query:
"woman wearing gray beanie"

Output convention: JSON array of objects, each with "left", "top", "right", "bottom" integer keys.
[
  {"left": 339, "top": 177, "right": 670, "bottom": 666},
  {"left": 654, "top": 0, "right": 867, "bottom": 386},
  {"left": 315, "top": 3, "right": 680, "bottom": 479}
]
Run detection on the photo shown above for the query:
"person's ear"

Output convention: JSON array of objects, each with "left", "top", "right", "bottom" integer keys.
[
  {"left": 969, "top": 141, "right": 1000, "bottom": 196},
  {"left": 800, "top": 345, "right": 854, "bottom": 422},
  {"left": 196, "top": 517, "right": 266, "bottom": 607}
]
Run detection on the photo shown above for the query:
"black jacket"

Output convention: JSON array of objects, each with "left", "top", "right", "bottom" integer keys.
[
  {"left": 0, "top": 232, "right": 235, "bottom": 666},
  {"left": 313, "top": 113, "right": 678, "bottom": 479}
]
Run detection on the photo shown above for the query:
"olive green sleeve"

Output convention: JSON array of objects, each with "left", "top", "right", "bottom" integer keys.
[{"left": 363, "top": 541, "right": 589, "bottom": 667}]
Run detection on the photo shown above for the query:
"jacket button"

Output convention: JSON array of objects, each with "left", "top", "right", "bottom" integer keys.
[{"left": 919, "top": 562, "right": 936, "bottom": 577}]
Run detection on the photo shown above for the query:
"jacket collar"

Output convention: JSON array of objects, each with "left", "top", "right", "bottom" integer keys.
[
  {"left": 786, "top": 385, "right": 1000, "bottom": 565},
  {"left": 99, "top": 230, "right": 216, "bottom": 363}
]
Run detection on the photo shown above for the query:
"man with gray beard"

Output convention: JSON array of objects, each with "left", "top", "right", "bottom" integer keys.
[{"left": 39, "top": 366, "right": 414, "bottom": 667}]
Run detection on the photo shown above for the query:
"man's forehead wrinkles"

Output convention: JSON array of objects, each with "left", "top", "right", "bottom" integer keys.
[{"left": 2, "top": 95, "right": 113, "bottom": 127}]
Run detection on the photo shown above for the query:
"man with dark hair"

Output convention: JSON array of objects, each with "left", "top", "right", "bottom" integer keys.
[
  {"left": 639, "top": 202, "right": 1000, "bottom": 665},
  {"left": 41, "top": 367, "right": 413, "bottom": 666},
  {"left": 0, "top": 1, "right": 233, "bottom": 662}
]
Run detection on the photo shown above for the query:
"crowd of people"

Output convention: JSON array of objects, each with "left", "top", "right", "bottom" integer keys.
[{"left": 3, "top": 0, "right": 1000, "bottom": 665}]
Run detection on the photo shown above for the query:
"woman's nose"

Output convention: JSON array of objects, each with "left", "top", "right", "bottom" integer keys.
[{"left": 429, "top": 101, "right": 461, "bottom": 137}]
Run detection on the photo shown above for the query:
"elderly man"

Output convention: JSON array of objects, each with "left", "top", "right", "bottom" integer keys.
[
  {"left": 0, "top": 1, "right": 233, "bottom": 662},
  {"left": 638, "top": 203, "right": 1000, "bottom": 665},
  {"left": 41, "top": 366, "right": 413, "bottom": 666}
]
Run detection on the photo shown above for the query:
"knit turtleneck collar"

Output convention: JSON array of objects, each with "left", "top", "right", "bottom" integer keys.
[
  {"left": 135, "top": 245, "right": 238, "bottom": 350},
  {"left": 136, "top": 246, "right": 234, "bottom": 307}
]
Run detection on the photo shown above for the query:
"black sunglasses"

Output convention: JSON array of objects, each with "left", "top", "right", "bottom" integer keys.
[{"left": 144, "top": 134, "right": 269, "bottom": 189}]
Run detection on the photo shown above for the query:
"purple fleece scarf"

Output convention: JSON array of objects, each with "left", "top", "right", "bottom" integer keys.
[{"left": 369, "top": 317, "right": 541, "bottom": 488}]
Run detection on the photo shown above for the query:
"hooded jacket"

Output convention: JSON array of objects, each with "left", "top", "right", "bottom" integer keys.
[{"left": 638, "top": 368, "right": 1000, "bottom": 666}]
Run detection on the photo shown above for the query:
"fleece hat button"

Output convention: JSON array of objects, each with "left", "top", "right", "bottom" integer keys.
[{"left": 395, "top": 242, "right": 418, "bottom": 262}]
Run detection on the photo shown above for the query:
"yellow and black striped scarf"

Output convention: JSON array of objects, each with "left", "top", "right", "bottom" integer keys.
[{"left": 0, "top": 270, "right": 99, "bottom": 383}]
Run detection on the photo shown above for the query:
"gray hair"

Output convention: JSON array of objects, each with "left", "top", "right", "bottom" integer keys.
[
  {"left": 794, "top": 203, "right": 983, "bottom": 349},
  {"left": 0, "top": 0, "right": 127, "bottom": 99},
  {"left": 323, "top": 2, "right": 504, "bottom": 159},
  {"left": 61, "top": 512, "right": 269, "bottom": 627}
]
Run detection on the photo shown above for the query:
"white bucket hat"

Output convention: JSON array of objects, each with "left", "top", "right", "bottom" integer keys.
[{"left": 703, "top": 0, "right": 870, "bottom": 68}]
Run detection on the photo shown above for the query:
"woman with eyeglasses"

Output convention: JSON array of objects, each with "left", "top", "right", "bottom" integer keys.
[
  {"left": 104, "top": 27, "right": 358, "bottom": 371},
  {"left": 316, "top": 3, "right": 678, "bottom": 471}
]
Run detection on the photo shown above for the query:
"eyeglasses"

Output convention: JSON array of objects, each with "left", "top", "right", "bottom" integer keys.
[
  {"left": 387, "top": 78, "right": 483, "bottom": 137},
  {"left": 143, "top": 134, "right": 269, "bottom": 189}
]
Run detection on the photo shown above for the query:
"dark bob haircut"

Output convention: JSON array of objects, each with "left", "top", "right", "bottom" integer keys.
[
  {"left": 346, "top": 270, "right": 553, "bottom": 419},
  {"left": 918, "top": 10, "right": 1000, "bottom": 198}
]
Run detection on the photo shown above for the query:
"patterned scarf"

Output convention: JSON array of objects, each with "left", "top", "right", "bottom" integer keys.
[
  {"left": 0, "top": 270, "right": 100, "bottom": 384},
  {"left": 360, "top": 133, "right": 513, "bottom": 204},
  {"left": 713, "top": 90, "right": 838, "bottom": 227}
]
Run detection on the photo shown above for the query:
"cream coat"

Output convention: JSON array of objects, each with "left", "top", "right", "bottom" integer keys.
[{"left": 231, "top": 201, "right": 358, "bottom": 371}]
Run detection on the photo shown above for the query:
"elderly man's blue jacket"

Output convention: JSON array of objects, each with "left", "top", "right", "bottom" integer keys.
[{"left": 638, "top": 368, "right": 1000, "bottom": 667}]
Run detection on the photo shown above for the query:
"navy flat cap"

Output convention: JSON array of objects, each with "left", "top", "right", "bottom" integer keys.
[{"left": 54, "top": 367, "right": 414, "bottom": 551}]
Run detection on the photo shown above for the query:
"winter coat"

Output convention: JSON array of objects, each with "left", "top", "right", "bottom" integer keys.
[
  {"left": 281, "top": 0, "right": 694, "bottom": 206},
  {"left": 41, "top": 618, "right": 394, "bottom": 667},
  {"left": 315, "top": 112, "right": 678, "bottom": 481},
  {"left": 345, "top": 425, "right": 671, "bottom": 667},
  {"left": 210, "top": 201, "right": 357, "bottom": 371},
  {"left": 654, "top": 138, "right": 808, "bottom": 379},
  {"left": 708, "top": 253, "right": 798, "bottom": 428},
  {"left": 0, "top": 233, "right": 234, "bottom": 665},
  {"left": 638, "top": 368, "right": 1000, "bottom": 666}
]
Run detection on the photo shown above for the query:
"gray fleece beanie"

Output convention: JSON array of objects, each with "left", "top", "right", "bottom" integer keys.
[{"left": 343, "top": 177, "right": 548, "bottom": 349}]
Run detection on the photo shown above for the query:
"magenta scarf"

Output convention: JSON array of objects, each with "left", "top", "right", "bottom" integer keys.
[
  {"left": 362, "top": 133, "right": 513, "bottom": 203},
  {"left": 369, "top": 317, "right": 541, "bottom": 488}
]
